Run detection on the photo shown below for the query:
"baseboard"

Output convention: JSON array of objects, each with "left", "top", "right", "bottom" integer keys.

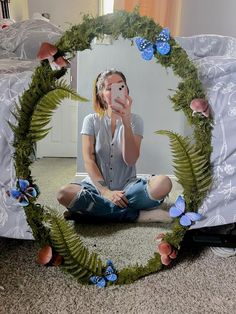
[{"left": 75, "top": 172, "right": 178, "bottom": 183}]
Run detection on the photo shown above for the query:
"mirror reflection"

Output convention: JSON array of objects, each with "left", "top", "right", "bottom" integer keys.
[{"left": 33, "top": 36, "right": 184, "bottom": 267}]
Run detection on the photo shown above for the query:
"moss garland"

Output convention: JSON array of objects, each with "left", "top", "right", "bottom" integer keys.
[{"left": 12, "top": 10, "right": 213, "bottom": 285}]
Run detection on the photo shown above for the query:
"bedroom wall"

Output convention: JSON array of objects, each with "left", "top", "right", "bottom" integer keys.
[
  {"left": 27, "top": 0, "right": 99, "bottom": 29},
  {"left": 9, "top": 0, "right": 29, "bottom": 21},
  {"left": 76, "top": 38, "right": 183, "bottom": 176},
  {"left": 180, "top": 0, "right": 236, "bottom": 37}
]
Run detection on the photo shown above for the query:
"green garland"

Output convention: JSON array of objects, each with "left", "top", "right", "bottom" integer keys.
[{"left": 11, "top": 10, "right": 213, "bottom": 285}]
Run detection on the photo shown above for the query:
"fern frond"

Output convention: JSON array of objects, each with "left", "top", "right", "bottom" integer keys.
[
  {"left": 49, "top": 211, "right": 103, "bottom": 282},
  {"left": 156, "top": 130, "right": 212, "bottom": 201},
  {"left": 29, "top": 80, "right": 88, "bottom": 142}
]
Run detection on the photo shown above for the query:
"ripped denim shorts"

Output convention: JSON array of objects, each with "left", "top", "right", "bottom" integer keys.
[{"left": 68, "top": 178, "right": 164, "bottom": 223}]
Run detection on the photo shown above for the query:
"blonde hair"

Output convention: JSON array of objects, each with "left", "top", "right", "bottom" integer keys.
[{"left": 93, "top": 69, "right": 128, "bottom": 116}]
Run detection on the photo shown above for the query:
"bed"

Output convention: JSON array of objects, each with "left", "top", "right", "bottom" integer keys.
[
  {"left": 0, "top": 18, "right": 235, "bottom": 239},
  {"left": 176, "top": 35, "right": 236, "bottom": 230},
  {"left": 0, "top": 18, "right": 62, "bottom": 239}
]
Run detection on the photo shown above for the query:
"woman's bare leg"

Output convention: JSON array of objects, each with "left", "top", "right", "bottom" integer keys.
[
  {"left": 137, "top": 175, "right": 173, "bottom": 223},
  {"left": 57, "top": 184, "right": 82, "bottom": 208}
]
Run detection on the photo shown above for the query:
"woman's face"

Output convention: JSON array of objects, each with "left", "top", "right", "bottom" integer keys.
[{"left": 101, "top": 74, "right": 127, "bottom": 107}]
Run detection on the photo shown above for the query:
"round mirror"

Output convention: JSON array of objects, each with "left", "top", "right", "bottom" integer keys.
[{"left": 10, "top": 11, "right": 212, "bottom": 286}]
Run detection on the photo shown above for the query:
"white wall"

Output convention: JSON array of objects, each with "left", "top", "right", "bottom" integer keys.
[
  {"left": 10, "top": 0, "right": 29, "bottom": 21},
  {"left": 180, "top": 0, "right": 236, "bottom": 37},
  {"left": 27, "top": 0, "right": 99, "bottom": 29},
  {"left": 76, "top": 37, "right": 184, "bottom": 175}
]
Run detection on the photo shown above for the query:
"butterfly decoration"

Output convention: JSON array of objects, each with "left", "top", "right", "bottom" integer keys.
[
  {"left": 169, "top": 195, "right": 202, "bottom": 227},
  {"left": 135, "top": 28, "right": 171, "bottom": 60},
  {"left": 9, "top": 179, "right": 38, "bottom": 207},
  {"left": 89, "top": 260, "right": 117, "bottom": 288}
]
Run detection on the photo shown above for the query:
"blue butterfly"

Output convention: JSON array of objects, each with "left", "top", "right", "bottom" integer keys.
[
  {"left": 135, "top": 28, "right": 171, "bottom": 60},
  {"left": 156, "top": 28, "right": 171, "bottom": 55},
  {"left": 89, "top": 275, "right": 106, "bottom": 288},
  {"left": 9, "top": 179, "right": 37, "bottom": 207},
  {"left": 104, "top": 260, "right": 118, "bottom": 282},
  {"left": 169, "top": 195, "right": 202, "bottom": 227},
  {"left": 135, "top": 37, "right": 156, "bottom": 60},
  {"left": 90, "top": 260, "right": 117, "bottom": 288}
]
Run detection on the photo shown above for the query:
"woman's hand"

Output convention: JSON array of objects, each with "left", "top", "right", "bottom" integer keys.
[
  {"left": 102, "top": 189, "right": 129, "bottom": 208},
  {"left": 111, "top": 95, "right": 132, "bottom": 124}
]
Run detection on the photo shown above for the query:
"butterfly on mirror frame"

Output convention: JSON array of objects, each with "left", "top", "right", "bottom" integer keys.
[
  {"left": 9, "top": 179, "right": 38, "bottom": 207},
  {"left": 89, "top": 260, "right": 118, "bottom": 288},
  {"left": 169, "top": 195, "right": 203, "bottom": 227},
  {"left": 135, "top": 28, "right": 171, "bottom": 60}
]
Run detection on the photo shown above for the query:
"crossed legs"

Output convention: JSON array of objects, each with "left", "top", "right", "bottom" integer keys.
[{"left": 57, "top": 175, "right": 173, "bottom": 223}]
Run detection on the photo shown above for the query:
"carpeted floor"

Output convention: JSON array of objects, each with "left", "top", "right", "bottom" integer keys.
[
  {"left": 31, "top": 157, "right": 175, "bottom": 269},
  {"left": 0, "top": 238, "right": 235, "bottom": 314},
  {"left": 0, "top": 158, "right": 235, "bottom": 314}
]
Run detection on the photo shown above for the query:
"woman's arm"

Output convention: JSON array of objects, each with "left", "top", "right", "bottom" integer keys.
[
  {"left": 112, "top": 95, "right": 142, "bottom": 165},
  {"left": 122, "top": 121, "right": 142, "bottom": 166},
  {"left": 82, "top": 134, "right": 109, "bottom": 195}
]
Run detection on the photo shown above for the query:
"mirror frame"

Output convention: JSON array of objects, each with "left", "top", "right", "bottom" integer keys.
[{"left": 11, "top": 10, "right": 213, "bottom": 286}]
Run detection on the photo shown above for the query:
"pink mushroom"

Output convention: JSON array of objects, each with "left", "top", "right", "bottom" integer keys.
[
  {"left": 190, "top": 98, "right": 210, "bottom": 117},
  {"left": 156, "top": 233, "right": 178, "bottom": 266},
  {"left": 37, "top": 42, "right": 69, "bottom": 69}
]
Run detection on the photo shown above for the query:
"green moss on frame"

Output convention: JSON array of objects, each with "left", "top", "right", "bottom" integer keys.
[{"left": 11, "top": 10, "right": 213, "bottom": 285}]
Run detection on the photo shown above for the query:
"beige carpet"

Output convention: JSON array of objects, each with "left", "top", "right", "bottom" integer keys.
[
  {"left": 31, "top": 157, "right": 179, "bottom": 268},
  {"left": 0, "top": 158, "right": 235, "bottom": 314},
  {"left": 0, "top": 238, "right": 235, "bottom": 314}
]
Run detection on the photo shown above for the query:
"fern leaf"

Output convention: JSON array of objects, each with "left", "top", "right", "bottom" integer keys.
[
  {"left": 29, "top": 81, "right": 88, "bottom": 142},
  {"left": 156, "top": 130, "right": 212, "bottom": 200},
  {"left": 49, "top": 212, "right": 103, "bottom": 282}
]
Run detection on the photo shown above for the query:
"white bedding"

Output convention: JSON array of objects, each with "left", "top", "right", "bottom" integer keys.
[
  {"left": 0, "top": 59, "right": 36, "bottom": 239},
  {"left": 1, "top": 19, "right": 236, "bottom": 239},
  {"left": 0, "top": 19, "right": 62, "bottom": 239}
]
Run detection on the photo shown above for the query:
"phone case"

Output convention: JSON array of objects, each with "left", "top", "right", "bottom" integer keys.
[{"left": 111, "top": 82, "right": 127, "bottom": 110}]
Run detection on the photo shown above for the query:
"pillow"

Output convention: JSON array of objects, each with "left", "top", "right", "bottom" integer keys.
[
  {"left": 0, "top": 19, "right": 63, "bottom": 59},
  {"left": 176, "top": 35, "right": 236, "bottom": 229},
  {"left": 0, "top": 48, "right": 17, "bottom": 59},
  {"left": 0, "top": 18, "right": 15, "bottom": 30}
]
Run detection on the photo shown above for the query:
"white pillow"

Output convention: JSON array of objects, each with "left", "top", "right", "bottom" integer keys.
[{"left": 0, "top": 19, "right": 63, "bottom": 59}]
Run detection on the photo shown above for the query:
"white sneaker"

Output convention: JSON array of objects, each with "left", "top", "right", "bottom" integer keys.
[{"left": 211, "top": 246, "right": 236, "bottom": 257}]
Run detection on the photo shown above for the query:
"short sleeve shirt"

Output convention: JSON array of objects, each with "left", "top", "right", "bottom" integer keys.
[{"left": 81, "top": 113, "right": 144, "bottom": 190}]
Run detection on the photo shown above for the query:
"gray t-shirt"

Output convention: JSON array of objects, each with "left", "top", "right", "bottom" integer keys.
[{"left": 81, "top": 113, "right": 144, "bottom": 190}]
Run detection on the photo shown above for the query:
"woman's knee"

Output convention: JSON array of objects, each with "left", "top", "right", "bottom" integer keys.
[
  {"left": 148, "top": 175, "right": 172, "bottom": 200},
  {"left": 57, "top": 184, "right": 82, "bottom": 207}
]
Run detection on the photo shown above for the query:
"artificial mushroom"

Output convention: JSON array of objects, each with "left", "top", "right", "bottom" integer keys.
[
  {"left": 190, "top": 98, "right": 210, "bottom": 117},
  {"left": 156, "top": 233, "right": 178, "bottom": 266},
  {"left": 37, "top": 245, "right": 53, "bottom": 265},
  {"left": 37, "top": 42, "right": 69, "bottom": 69}
]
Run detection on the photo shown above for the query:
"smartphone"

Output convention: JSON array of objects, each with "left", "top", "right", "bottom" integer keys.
[{"left": 111, "top": 82, "right": 127, "bottom": 110}]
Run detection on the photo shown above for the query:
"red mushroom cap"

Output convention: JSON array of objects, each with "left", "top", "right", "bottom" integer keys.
[
  {"left": 52, "top": 254, "right": 63, "bottom": 266},
  {"left": 54, "top": 56, "right": 69, "bottom": 68},
  {"left": 169, "top": 249, "right": 178, "bottom": 259},
  {"left": 37, "top": 42, "right": 58, "bottom": 60},
  {"left": 37, "top": 245, "right": 53, "bottom": 265},
  {"left": 161, "top": 254, "right": 171, "bottom": 266},
  {"left": 158, "top": 241, "right": 172, "bottom": 256}
]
